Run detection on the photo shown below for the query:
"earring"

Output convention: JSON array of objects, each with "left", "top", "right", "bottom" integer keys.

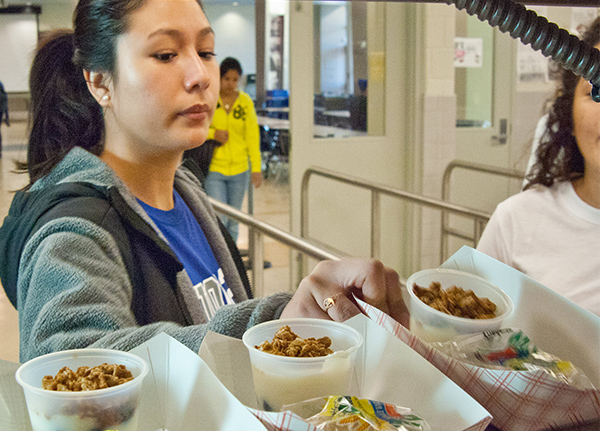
[{"left": 102, "top": 95, "right": 110, "bottom": 102}]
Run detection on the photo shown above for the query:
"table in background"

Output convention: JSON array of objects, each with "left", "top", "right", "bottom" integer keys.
[
  {"left": 257, "top": 116, "right": 366, "bottom": 139},
  {"left": 256, "top": 106, "right": 289, "bottom": 120}
]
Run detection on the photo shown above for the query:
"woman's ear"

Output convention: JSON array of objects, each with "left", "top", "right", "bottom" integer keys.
[{"left": 83, "top": 70, "right": 111, "bottom": 107}]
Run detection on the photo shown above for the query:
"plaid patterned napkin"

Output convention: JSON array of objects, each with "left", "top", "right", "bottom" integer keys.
[{"left": 357, "top": 299, "right": 600, "bottom": 431}]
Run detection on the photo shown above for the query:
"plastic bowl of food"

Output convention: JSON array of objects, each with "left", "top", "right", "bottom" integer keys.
[
  {"left": 15, "top": 348, "right": 148, "bottom": 431},
  {"left": 406, "top": 268, "right": 513, "bottom": 343},
  {"left": 242, "top": 318, "right": 363, "bottom": 411}
]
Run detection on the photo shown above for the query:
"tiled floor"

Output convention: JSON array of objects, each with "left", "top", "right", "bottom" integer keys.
[
  {"left": 0, "top": 117, "right": 29, "bottom": 363},
  {"left": 0, "top": 116, "right": 292, "bottom": 363}
]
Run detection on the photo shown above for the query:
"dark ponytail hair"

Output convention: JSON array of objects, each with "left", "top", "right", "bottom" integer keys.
[
  {"left": 23, "top": 30, "right": 104, "bottom": 186},
  {"left": 525, "top": 17, "right": 600, "bottom": 189},
  {"left": 22, "top": 0, "right": 207, "bottom": 188}
]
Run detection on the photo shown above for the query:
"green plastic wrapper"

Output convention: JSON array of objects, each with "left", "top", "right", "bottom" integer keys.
[
  {"left": 281, "top": 395, "right": 429, "bottom": 431},
  {"left": 431, "top": 328, "right": 596, "bottom": 390}
]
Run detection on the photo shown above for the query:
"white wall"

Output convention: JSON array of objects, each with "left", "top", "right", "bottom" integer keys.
[
  {"left": 37, "top": 1, "right": 75, "bottom": 32},
  {"left": 417, "top": 4, "right": 457, "bottom": 270},
  {"left": 204, "top": 4, "right": 256, "bottom": 76},
  {"left": 0, "top": 14, "right": 38, "bottom": 92}
]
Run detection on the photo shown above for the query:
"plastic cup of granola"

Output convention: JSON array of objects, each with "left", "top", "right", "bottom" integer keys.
[
  {"left": 16, "top": 348, "right": 148, "bottom": 431},
  {"left": 406, "top": 268, "right": 513, "bottom": 343},
  {"left": 242, "top": 318, "right": 363, "bottom": 412}
]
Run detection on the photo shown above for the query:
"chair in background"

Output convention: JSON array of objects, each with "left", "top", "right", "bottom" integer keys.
[
  {"left": 268, "top": 129, "right": 289, "bottom": 182},
  {"left": 263, "top": 90, "right": 289, "bottom": 119},
  {"left": 321, "top": 96, "right": 351, "bottom": 129},
  {"left": 260, "top": 125, "right": 289, "bottom": 182},
  {"left": 314, "top": 93, "right": 326, "bottom": 125},
  {"left": 349, "top": 94, "right": 367, "bottom": 131}
]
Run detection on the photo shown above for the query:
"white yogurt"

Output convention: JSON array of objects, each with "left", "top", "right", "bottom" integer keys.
[
  {"left": 28, "top": 403, "right": 139, "bottom": 431},
  {"left": 409, "top": 316, "right": 459, "bottom": 343},
  {"left": 252, "top": 360, "right": 352, "bottom": 411}
]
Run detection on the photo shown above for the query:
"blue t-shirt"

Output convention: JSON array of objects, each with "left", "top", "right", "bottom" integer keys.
[{"left": 137, "top": 191, "right": 235, "bottom": 321}]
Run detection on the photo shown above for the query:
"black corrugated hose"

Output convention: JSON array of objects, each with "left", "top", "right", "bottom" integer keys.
[{"left": 446, "top": 0, "right": 600, "bottom": 102}]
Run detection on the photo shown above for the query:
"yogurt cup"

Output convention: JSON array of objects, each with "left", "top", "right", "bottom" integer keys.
[
  {"left": 242, "top": 318, "right": 363, "bottom": 411},
  {"left": 406, "top": 268, "right": 513, "bottom": 343},
  {"left": 16, "top": 348, "right": 148, "bottom": 431}
]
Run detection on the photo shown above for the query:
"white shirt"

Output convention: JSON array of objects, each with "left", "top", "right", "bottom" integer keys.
[{"left": 477, "top": 181, "right": 600, "bottom": 316}]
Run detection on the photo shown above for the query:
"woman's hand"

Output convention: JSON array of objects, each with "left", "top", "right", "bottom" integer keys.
[
  {"left": 251, "top": 172, "right": 263, "bottom": 188},
  {"left": 214, "top": 129, "right": 229, "bottom": 145},
  {"left": 280, "top": 258, "right": 409, "bottom": 327}
]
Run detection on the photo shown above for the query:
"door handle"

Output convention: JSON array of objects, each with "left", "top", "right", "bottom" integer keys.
[{"left": 491, "top": 118, "right": 508, "bottom": 145}]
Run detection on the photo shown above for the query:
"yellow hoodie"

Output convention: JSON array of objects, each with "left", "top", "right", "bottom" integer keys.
[{"left": 207, "top": 90, "right": 261, "bottom": 176}]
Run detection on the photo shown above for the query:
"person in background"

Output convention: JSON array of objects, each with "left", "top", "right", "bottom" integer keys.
[
  {"left": 0, "top": 0, "right": 408, "bottom": 362},
  {"left": 477, "top": 18, "right": 600, "bottom": 317},
  {"left": 205, "top": 57, "right": 262, "bottom": 242},
  {"left": 0, "top": 80, "right": 10, "bottom": 157}
]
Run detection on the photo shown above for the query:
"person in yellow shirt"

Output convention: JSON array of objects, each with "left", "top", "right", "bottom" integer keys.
[{"left": 205, "top": 57, "right": 262, "bottom": 241}]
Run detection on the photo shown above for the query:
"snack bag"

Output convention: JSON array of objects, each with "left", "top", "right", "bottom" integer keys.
[
  {"left": 282, "top": 395, "right": 429, "bottom": 431},
  {"left": 432, "top": 328, "right": 596, "bottom": 390}
]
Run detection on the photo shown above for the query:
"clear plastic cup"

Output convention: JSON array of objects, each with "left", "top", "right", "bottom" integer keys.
[
  {"left": 242, "top": 318, "right": 363, "bottom": 412},
  {"left": 16, "top": 348, "right": 148, "bottom": 431},
  {"left": 406, "top": 268, "right": 513, "bottom": 343}
]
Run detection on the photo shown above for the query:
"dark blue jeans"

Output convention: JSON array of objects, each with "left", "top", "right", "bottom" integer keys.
[{"left": 204, "top": 170, "right": 250, "bottom": 241}]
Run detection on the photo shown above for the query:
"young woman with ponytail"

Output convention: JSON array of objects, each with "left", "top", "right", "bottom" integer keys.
[{"left": 0, "top": 0, "right": 408, "bottom": 362}]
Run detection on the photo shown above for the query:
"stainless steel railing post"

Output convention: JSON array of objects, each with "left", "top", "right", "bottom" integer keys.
[
  {"left": 250, "top": 230, "right": 265, "bottom": 297},
  {"left": 300, "top": 166, "right": 491, "bottom": 270},
  {"left": 440, "top": 160, "right": 524, "bottom": 261}
]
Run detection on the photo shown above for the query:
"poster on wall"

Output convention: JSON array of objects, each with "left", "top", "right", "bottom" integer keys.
[
  {"left": 454, "top": 37, "right": 483, "bottom": 68},
  {"left": 268, "top": 15, "right": 284, "bottom": 90},
  {"left": 516, "top": 42, "right": 549, "bottom": 87}
]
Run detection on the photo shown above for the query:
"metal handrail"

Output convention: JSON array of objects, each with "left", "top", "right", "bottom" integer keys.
[
  {"left": 300, "top": 166, "right": 491, "bottom": 263},
  {"left": 209, "top": 197, "right": 345, "bottom": 297},
  {"left": 211, "top": 163, "right": 523, "bottom": 296},
  {"left": 440, "top": 160, "right": 525, "bottom": 262}
]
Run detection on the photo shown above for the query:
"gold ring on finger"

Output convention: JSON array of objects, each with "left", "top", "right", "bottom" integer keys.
[{"left": 323, "top": 297, "right": 335, "bottom": 310}]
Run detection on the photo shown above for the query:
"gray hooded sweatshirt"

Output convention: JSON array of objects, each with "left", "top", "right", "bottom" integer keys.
[{"left": 0, "top": 147, "right": 291, "bottom": 362}]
